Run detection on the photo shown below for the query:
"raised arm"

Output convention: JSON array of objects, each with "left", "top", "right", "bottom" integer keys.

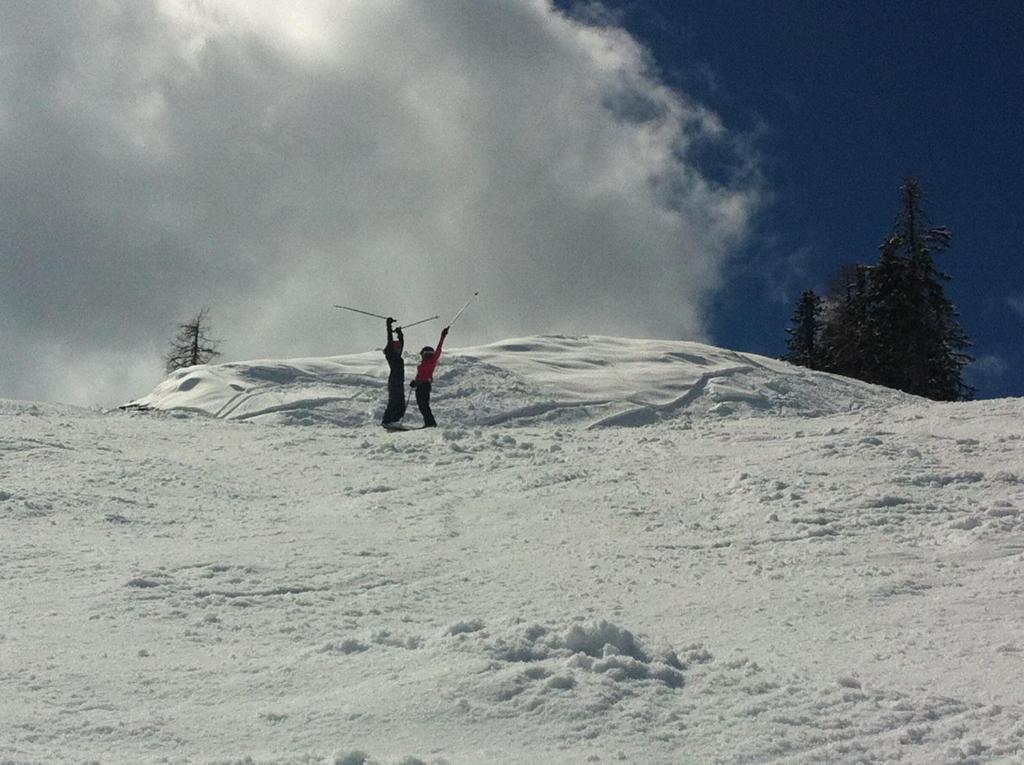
[{"left": 435, "top": 326, "right": 450, "bottom": 357}]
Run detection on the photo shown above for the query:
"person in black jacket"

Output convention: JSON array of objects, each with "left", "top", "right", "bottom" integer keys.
[{"left": 381, "top": 317, "right": 406, "bottom": 426}]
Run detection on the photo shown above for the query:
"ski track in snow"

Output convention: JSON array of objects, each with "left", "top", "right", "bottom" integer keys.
[{"left": 3, "top": 337, "right": 1024, "bottom": 764}]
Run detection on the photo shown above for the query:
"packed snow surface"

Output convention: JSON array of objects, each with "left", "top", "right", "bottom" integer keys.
[{"left": 4, "top": 335, "right": 1024, "bottom": 764}]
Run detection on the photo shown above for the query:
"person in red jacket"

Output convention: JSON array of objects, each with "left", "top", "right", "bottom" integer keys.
[{"left": 409, "top": 326, "right": 449, "bottom": 427}]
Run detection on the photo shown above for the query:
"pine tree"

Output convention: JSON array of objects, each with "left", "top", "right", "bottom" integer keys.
[
  {"left": 783, "top": 290, "right": 824, "bottom": 369},
  {"left": 864, "top": 235, "right": 913, "bottom": 390},
  {"left": 818, "top": 265, "right": 871, "bottom": 379},
  {"left": 789, "top": 178, "right": 972, "bottom": 400},
  {"left": 166, "top": 308, "right": 221, "bottom": 372},
  {"left": 870, "top": 178, "right": 972, "bottom": 400}
]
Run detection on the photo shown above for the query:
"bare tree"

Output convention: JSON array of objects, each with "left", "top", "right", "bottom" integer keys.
[{"left": 166, "top": 308, "right": 221, "bottom": 372}]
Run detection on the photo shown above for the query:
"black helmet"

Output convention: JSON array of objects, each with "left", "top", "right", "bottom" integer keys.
[{"left": 420, "top": 346, "right": 434, "bottom": 356}]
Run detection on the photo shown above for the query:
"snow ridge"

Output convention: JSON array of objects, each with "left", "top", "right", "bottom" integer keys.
[{"left": 127, "top": 335, "right": 911, "bottom": 428}]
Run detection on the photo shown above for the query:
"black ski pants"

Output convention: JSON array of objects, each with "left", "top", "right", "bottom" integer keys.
[
  {"left": 382, "top": 353, "right": 405, "bottom": 425},
  {"left": 415, "top": 381, "right": 436, "bottom": 427}
]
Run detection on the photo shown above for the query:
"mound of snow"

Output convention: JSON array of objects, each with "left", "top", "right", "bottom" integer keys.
[{"left": 126, "top": 335, "right": 912, "bottom": 427}]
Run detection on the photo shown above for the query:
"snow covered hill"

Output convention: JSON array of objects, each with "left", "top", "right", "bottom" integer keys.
[
  {"left": 126, "top": 335, "right": 912, "bottom": 428},
  {"left": 4, "top": 336, "right": 1024, "bottom": 764}
]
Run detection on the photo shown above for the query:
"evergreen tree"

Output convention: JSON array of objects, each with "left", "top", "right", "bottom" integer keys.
[
  {"left": 870, "top": 178, "right": 972, "bottom": 400},
  {"left": 864, "top": 235, "right": 912, "bottom": 390},
  {"left": 818, "top": 265, "right": 871, "bottom": 379},
  {"left": 788, "top": 178, "right": 972, "bottom": 400},
  {"left": 783, "top": 290, "right": 824, "bottom": 369},
  {"left": 166, "top": 308, "right": 221, "bottom": 372}
]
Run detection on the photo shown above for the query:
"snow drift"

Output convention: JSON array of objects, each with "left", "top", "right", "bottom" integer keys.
[{"left": 127, "top": 335, "right": 912, "bottom": 427}]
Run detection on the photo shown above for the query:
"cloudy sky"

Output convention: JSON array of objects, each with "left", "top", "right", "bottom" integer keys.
[
  {"left": 1, "top": 0, "right": 760, "bottom": 406},
  {"left": 3, "top": 0, "right": 1023, "bottom": 406}
]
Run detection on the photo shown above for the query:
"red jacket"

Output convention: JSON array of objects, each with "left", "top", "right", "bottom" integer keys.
[{"left": 414, "top": 332, "right": 446, "bottom": 382}]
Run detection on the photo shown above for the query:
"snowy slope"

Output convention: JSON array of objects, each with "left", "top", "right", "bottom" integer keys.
[
  {"left": 4, "top": 337, "right": 1024, "bottom": 765},
  {"left": 126, "top": 335, "right": 912, "bottom": 428}
]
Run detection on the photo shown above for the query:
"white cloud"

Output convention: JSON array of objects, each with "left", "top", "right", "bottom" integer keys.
[
  {"left": 969, "top": 354, "right": 1008, "bottom": 379},
  {"left": 0, "top": 0, "right": 761, "bottom": 406},
  {"left": 1007, "top": 293, "right": 1024, "bottom": 318}
]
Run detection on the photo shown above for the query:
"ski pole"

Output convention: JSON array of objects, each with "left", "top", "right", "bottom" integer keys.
[
  {"left": 333, "top": 305, "right": 389, "bottom": 320},
  {"left": 449, "top": 291, "right": 479, "bottom": 327},
  {"left": 398, "top": 314, "right": 439, "bottom": 330}
]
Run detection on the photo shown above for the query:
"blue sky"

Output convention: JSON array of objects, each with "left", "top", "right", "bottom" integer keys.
[{"left": 577, "top": 0, "right": 1024, "bottom": 398}]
